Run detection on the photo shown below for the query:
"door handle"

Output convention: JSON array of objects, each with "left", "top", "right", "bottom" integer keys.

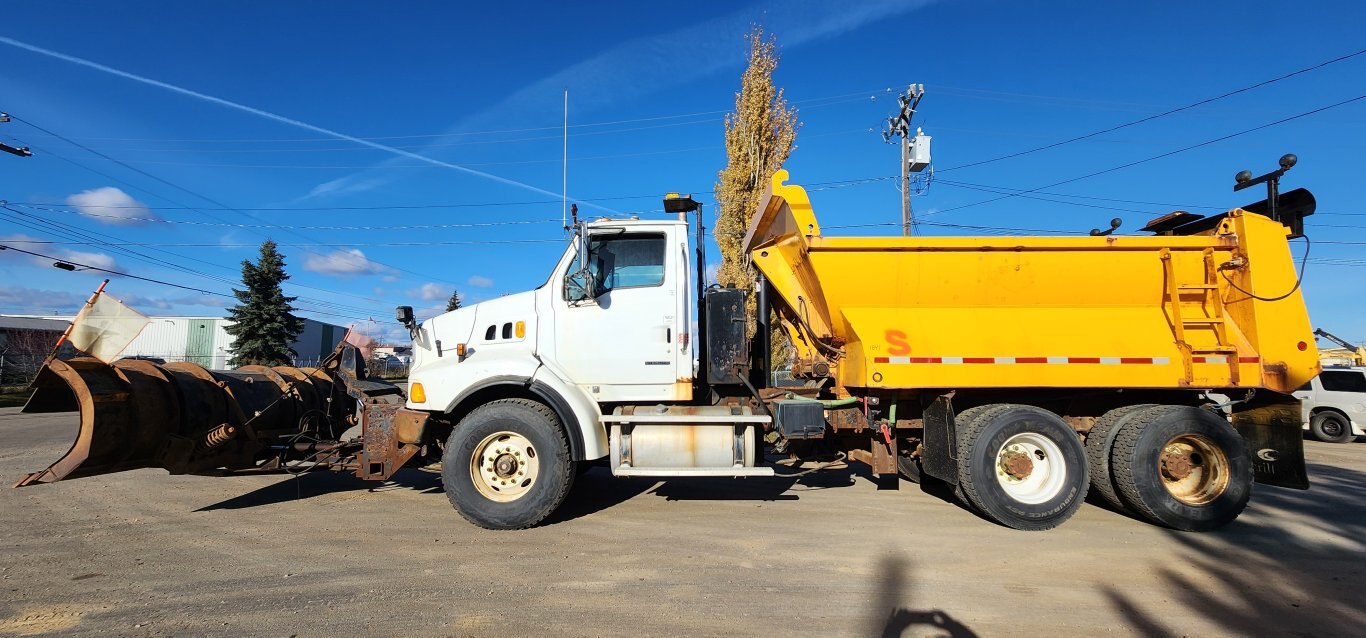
[{"left": 666, "top": 327, "right": 672, "bottom": 343}]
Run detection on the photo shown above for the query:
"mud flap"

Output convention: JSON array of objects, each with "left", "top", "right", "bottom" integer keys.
[
  {"left": 1231, "top": 394, "right": 1309, "bottom": 490},
  {"left": 920, "top": 393, "right": 959, "bottom": 485}
]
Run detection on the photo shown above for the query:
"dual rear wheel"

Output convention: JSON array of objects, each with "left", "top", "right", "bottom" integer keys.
[
  {"left": 954, "top": 404, "right": 1089, "bottom": 531},
  {"left": 1086, "top": 405, "right": 1250, "bottom": 531},
  {"left": 951, "top": 403, "right": 1251, "bottom": 532}
]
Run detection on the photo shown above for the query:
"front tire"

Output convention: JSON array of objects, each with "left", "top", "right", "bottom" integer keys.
[
  {"left": 956, "top": 404, "right": 1089, "bottom": 531},
  {"left": 442, "top": 399, "right": 575, "bottom": 530},
  {"left": 1309, "top": 411, "right": 1353, "bottom": 443},
  {"left": 1111, "top": 405, "right": 1250, "bottom": 531}
]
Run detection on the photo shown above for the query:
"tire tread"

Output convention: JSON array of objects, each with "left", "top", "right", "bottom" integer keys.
[
  {"left": 1084, "top": 404, "right": 1157, "bottom": 513},
  {"left": 1111, "top": 405, "right": 1250, "bottom": 531},
  {"left": 444, "top": 398, "right": 574, "bottom": 530}
]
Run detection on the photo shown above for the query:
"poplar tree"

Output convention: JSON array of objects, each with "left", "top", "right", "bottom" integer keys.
[
  {"left": 446, "top": 289, "right": 463, "bottom": 312},
  {"left": 713, "top": 27, "right": 800, "bottom": 367},
  {"left": 225, "top": 240, "right": 304, "bottom": 366}
]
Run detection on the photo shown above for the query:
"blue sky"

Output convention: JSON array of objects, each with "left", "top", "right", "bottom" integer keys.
[{"left": 1, "top": 1, "right": 1363, "bottom": 345}]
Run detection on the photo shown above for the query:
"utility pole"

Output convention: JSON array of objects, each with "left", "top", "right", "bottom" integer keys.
[
  {"left": 881, "top": 86, "right": 930, "bottom": 236},
  {"left": 0, "top": 113, "right": 33, "bottom": 158}
]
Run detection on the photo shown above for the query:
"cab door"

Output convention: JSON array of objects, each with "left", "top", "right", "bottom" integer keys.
[{"left": 552, "top": 229, "right": 681, "bottom": 402}]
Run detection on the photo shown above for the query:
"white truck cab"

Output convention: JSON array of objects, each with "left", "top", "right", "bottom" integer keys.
[{"left": 402, "top": 217, "right": 700, "bottom": 466}]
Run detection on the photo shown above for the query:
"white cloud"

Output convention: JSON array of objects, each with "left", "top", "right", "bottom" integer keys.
[
  {"left": 64, "top": 187, "right": 156, "bottom": 225},
  {"left": 303, "top": 249, "right": 395, "bottom": 277},
  {"left": 59, "top": 249, "right": 118, "bottom": 271},
  {"left": 0, "top": 286, "right": 85, "bottom": 312},
  {"left": 0, "top": 286, "right": 224, "bottom": 314},
  {"left": 407, "top": 282, "right": 448, "bottom": 301},
  {"left": 1, "top": 233, "right": 119, "bottom": 273},
  {"left": 467, "top": 275, "right": 494, "bottom": 288},
  {"left": 306, "top": 176, "right": 385, "bottom": 199},
  {"left": 414, "top": 303, "right": 449, "bottom": 322}
]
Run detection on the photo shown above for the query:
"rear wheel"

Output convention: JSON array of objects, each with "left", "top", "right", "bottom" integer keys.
[
  {"left": 1112, "top": 405, "right": 1250, "bottom": 531},
  {"left": 442, "top": 398, "right": 575, "bottom": 530},
  {"left": 1309, "top": 411, "right": 1353, "bottom": 443},
  {"left": 956, "top": 404, "right": 1088, "bottom": 531},
  {"left": 1084, "top": 404, "right": 1157, "bottom": 512}
]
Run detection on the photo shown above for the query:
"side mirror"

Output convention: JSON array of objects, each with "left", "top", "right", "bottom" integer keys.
[
  {"left": 395, "top": 305, "right": 415, "bottom": 328},
  {"left": 564, "top": 220, "right": 597, "bottom": 303},
  {"left": 564, "top": 270, "right": 593, "bottom": 302}
]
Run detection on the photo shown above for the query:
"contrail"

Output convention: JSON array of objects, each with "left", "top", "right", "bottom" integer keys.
[{"left": 0, "top": 36, "right": 619, "bottom": 213}]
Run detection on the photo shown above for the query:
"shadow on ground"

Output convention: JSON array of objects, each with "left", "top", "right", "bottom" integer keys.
[
  {"left": 195, "top": 469, "right": 440, "bottom": 511},
  {"left": 868, "top": 553, "right": 978, "bottom": 638},
  {"left": 1101, "top": 460, "right": 1366, "bottom": 635}
]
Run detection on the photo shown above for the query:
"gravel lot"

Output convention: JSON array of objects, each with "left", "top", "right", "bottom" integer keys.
[{"left": 1, "top": 407, "right": 1362, "bottom": 637}]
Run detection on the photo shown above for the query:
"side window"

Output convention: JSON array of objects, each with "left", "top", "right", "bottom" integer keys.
[
  {"left": 484, "top": 325, "right": 496, "bottom": 341},
  {"left": 1296, "top": 381, "right": 1313, "bottom": 392},
  {"left": 1319, "top": 371, "right": 1366, "bottom": 393},
  {"left": 589, "top": 234, "right": 665, "bottom": 294}
]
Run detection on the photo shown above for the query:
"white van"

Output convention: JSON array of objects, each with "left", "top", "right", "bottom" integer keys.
[{"left": 1293, "top": 367, "right": 1366, "bottom": 443}]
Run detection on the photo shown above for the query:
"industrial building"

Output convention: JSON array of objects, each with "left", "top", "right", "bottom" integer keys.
[{"left": 3, "top": 315, "right": 348, "bottom": 369}]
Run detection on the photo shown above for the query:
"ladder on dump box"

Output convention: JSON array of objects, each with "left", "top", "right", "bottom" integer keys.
[{"left": 1161, "top": 248, "right": 1240, "bottom": 385}]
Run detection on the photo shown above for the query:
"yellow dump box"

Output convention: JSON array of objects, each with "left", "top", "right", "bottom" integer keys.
[
  {"left": 745, "top": 170, "right": 1320, "bottom": 395},
  {"left": 744, "top": 170, "right": 1319, "bottom": 532}
]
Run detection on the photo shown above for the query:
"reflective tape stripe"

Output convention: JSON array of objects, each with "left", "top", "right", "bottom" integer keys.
[{"left": 872, "top": 356, "right": 1180, "bottom": 365}]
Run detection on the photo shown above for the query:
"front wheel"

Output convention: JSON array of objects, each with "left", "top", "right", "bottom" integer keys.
[
  {"left": 1111, "top": 405, "right": 1250, "bottom": 531},
  {"left": 956, "top": 404, "right": 1089, "bottom": 531},
  {"left": 442, "top": 399, "right": 575, "bottom": 530},
  {"left": 1309, "top": 411, "right": 1353, "bottom": 443}
]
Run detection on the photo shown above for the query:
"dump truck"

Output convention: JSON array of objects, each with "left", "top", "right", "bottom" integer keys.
[{"left": 13, "top": 167, "right": 1320, "bottom": 532}]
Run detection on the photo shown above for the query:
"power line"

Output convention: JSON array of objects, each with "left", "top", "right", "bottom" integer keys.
[
  {"left": 924, "top": 94, "right": 1366, "bottom": 219},
  {"left": 2, "top": 237, "right": 565, "bottom": 248},
  {"left": 21, "top": 89, "right": 887, "bottom": 145},
  {"left": 0, "top": 240, "right": 377, "bottom": 322},
  {"left": 0, "top": 217, "right": 385, "bottom": 319},
  {"left": 5, "top": 193, "right": 662, "bottom": 211},
  {"left": 9, "top": 114, "right": 465, "bottom": 286},
  {"left": 0, "top": 242, "right": 231, "bottom": 296},
  {"left": 938, "top": 47, "right": 1366, "bottom": 173},
  {"left": 1, "top": 201, "right": 393, "bottom": 310},
  {"left": 11, "top": 204, "right": 562, "bottom": 231}
]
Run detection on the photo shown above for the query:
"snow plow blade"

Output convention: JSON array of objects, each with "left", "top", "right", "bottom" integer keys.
[{"left": 11, "top": 346, "right": 415, "bottom": 487}]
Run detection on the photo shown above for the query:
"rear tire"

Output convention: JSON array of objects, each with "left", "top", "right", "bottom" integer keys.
[
  {"left": 1309, "top": 411, "right": 1353, "bottom": 443},
  {"left": 956, "top": 404, "right": 1088, "bottom": 531},
  {"left": 1084, "top": 404, "right": 1157, "bottom": 512},
  {"left": 896, "top": 456, "right": 922, "bottom": 484},
  {"left": 441, "top": 398, "right": 575, "bottom": 530},
  {"left": 1112, "top": 405, "right": 1250, "bottom": 531}
]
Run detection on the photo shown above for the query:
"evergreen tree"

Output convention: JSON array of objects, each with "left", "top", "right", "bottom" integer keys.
[
  {"left": 224, "top": 240, "right": 305, "bottom": 366},
  {"left": 714, "top": 27, "right": 800, "bottom": 367},
  {"left": 446, "top": 289, "right": 462, "bottom": 312}
]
